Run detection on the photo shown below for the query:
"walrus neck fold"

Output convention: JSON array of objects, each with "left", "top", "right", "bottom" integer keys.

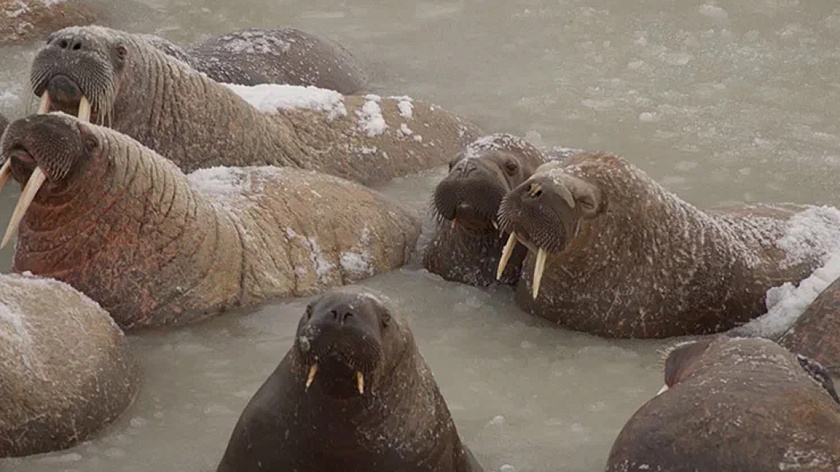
[
  {"left": 111, "top": 39, "right": 305, "bottom": 173},
  {"left": 12, "top": 128, "right": 245, "bottom": 330}
]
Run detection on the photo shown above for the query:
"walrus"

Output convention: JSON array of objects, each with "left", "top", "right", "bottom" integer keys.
[
  {"left": 496, "top": 154, "right": 840, "bottom": 338},
  {"left": 143, "top": 28, "right": 369, "bottom": 94},
  {"left": 779, "top": 275, "right": 840, "bottom": 377},
  {"left": 0, "top": 112, "right": 420, "bottom": 331},
  {"left": 28, "top": 25, "right": 481, "bottom": 186},
  {"left": 0, "top": 0, "right": 96, "bottom": 46},
  {"left": 606, "top": 336, "right": 840, "bottom": 471},
  {"left": 0, "top": 112, "right": 7, "bottom": 136},
  {"left": 216, "top": 287, "right": 484, "bottom": 472},
  {"left": 423, "top": 133, "right": 547, "bottom": 286},
  {"left": 0, "top": 272, "right": 139, "bottom": 458}
]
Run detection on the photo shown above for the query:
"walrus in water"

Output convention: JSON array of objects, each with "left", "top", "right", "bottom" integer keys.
[
  {"left": 28, "top": 26, "right": 480, "bottom": 185},
  {"left": 0, "top": 0, "right": 95, "bottom": 46},
  {"left": 779, "top": 275, "right": 840, "bottom": 377},
  {"left": 496, "top": 154, "right": 840, "bottom": 338},
  {"left": 606, "top": 336, "right": 840, "bottom": 471},
  {"left": 216, "top": 288, "right": 484, "bottom": 472},
  {"left": 0, "top": 111, "right": 419, "bottom": 331},
  {"left": 423, "top": 134, "right": 547, "bottom": 286},
  {"left": 0, "top": 272, "right": 138, "bottom": 458},
  {"left": 143, "top": 28, "right": 369, "bottom": 94}
]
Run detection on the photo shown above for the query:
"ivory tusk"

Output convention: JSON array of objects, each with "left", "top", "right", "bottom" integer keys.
[
  {"left": 77, "top": 96, "right": 91, "bottom": 123},
  {"left": 1, "top": 167, "right": 46, "bottom": 248},
  {"left": 356, "top": 371, "right": 365, "bottom": 395},
  {"left": 497, "top": 232, "right": 518, "bottom": 280},
  {"left": 0, "top": 160, "right": 10, "bottom": 195},
  {"left": 37, "top": 92, "right": 50, "bottom": 114},
  {"left": 532, "top": 247, "right": 548, "bottom": 299}
]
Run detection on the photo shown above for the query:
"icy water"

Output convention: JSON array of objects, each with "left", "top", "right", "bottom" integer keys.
[{"left": 2, "top": 0, "right": 840, "bottom": 471}]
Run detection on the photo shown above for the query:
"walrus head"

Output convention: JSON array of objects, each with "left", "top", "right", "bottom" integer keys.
[
  {"left": 496, "top": 161, "right": 605, "bottom": 298},
  {"left": 433, "top": 135, "right": 543, "bottom": 234},
  {"left": 29, "top": 26, "right": 137, "bottom": 127},
  {"left": 0, "top": 92, "right": 97, "bottom": 248},
  {"left": 293, "top": 288, "right": 409, "bottom": 400}
]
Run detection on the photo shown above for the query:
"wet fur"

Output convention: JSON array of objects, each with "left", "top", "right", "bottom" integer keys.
[
  {"left": 512, "top": 152, "right": 840, "bottom": 338},
  {"left": 32, "top": 26, "right": 481, "bottom": 186},
  {"left": 5, "top": 114, "right": 420, "bottom": 331},
  {"left": 607, "top": 336, "right": 840, "bottom": 471}
]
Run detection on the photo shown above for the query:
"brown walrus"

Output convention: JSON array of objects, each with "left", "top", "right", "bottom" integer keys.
[
  {"left": 496, "top": 154, "right": 840, "bottom": 338},
  {"left": 779, "top": 274, "right": 840, "bottom": 377},
  {"left": 0, "top": 272, "right": 138, "bottom": 458},
  {"left": 606, "top": 336, "right": 840, "bottom": 471},
  {"left": 0, "top": 112, "right": 419, "bottom": 331},
  {"left": 423, "top": 133, "right": 547, "bottom": 286},
  {"left": 28, "top": 25, "right": 480, "bottom": 186},
  {"left": 0, "top": 0, "right": 96, "bottom": 46},
  {"left": 216, "top": 288, "right": 484, "bottom": 472},
  {"left": 143, "top": 28, "right": 369, "bottom": 94}
]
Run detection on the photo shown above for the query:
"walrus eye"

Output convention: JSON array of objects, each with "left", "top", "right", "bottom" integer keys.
[
  {"left": 381, "top": 312, "right": 391, "bottom": 328},
  {"left": 304, "top": 305, "right": 313, "bottom": 321},
  {"left": 504, "top": 161, "right": 518, "bottom": 176},
  {"left": 115, "top": 44, "right": 128, "bottom": 60},
  {"left": 84, "top": 136, "right": 98, "bottom": 152}
]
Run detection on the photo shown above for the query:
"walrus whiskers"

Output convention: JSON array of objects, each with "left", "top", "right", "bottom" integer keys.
[{"left": 1, "top": 93, "right": 91, "bottom": 248}]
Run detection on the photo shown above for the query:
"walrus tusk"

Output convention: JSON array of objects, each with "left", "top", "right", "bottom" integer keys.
[
  {"left": 0, "top": 160, "right": 11, "bottom": 196},
  {"left": 356, "top": 371, "right": 365, "bottom": 395},
  {"left": 532, "top": 247, "right": 548, "bottom": 299},
  {"left": 77, "top": 96, "right": 92, "bottom": 123},
  {"left": 305, "top": 364, "right": 318, "bottom": 391},
  {"left": 37, "top": 91, "right": 51, "bottom": 114},
  {"left": 451, "top": 219, "right": 457, "bottom": 229},
  {"left": 1, "top": 167, "right": 46, "bottom": 248},
  {"left": 656, "top": 384, "right": 669, "bottom": 396},
  {"left": 497, "top": 232, "right": 518, "bottom": 280},
  {"left": 0, "top": 92, "right": 51, "bottom": 190}
]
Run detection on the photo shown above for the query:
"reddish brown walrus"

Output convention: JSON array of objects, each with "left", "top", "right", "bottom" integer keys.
[
  {"left": 0, "top": 112, "right": 419, "bottom": 331},
  {"left": 606, "top": 336, "right": 840, "bottom": 471},
  {"left": 28, "top": 25, "right": 481, "bottom": 186},
  {"left": 496, "top": 154, "right": 840, "bottom": 338},
  {"left": 216, "top": 288, "right": 484, "bottom": 472},
  {"left": 423, "top": 134, "right": 547, "bottom": 286}
]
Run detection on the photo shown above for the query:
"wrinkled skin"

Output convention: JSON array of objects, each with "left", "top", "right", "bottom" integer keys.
[
  {"left": 0, "top": 272, "right": 138, "bottom": 458},
  {"left": 780, "top": 276, "right": 840, "bottom": 377},
  {"left": 217, "top": 288, "right": 484, "bottom": 472},
  {"left": 168, "top": 28, "right": 369, "bottom": 93},
  {"left": 423, "top": 134, "right": 547, "bottom": 286},
  {"left": 1, "top": 113, "right": 420, "bottom": 331},
  {"left": 0, "top": 0, "right": 96, "bottom": 46},
  {"left": 29, "top": 26, "right": 481, "bottom": 186},
  {"left": 606, "top": 336, "right": 840, "bottom": 471},
  {"left": 498, "top": 153, "right": 839, "bottom": 338}
]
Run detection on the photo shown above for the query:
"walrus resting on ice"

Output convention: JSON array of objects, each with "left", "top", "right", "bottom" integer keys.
[
  {"left": 779, "top": 275, "right": 840, "bottom": 377},
  {"left": 496, "top": 154, "right": 840, "bottom": 338},
  {"left": 144, "top": 28, "right": 369, "bottom": 94},
  {"left": 606, "top": 336, "right": 840, "bottom": 472},
  {"left": 423, "top": 134, "right": 547, "bottom": 286},
  {"left": 29, "top": 25, "right": 480, "bottom": 185},
  {"left": 216, "top": 288, "right": 484, "bottom": 472},
  {"left": 0, "top": 0, "right": 96, "bottom": 46},
  {"left": 0, "top": 112, "right": 420, "bottom": 331},
  {"left": 0, "top": 272, "right": 138, "bottom": 458}
]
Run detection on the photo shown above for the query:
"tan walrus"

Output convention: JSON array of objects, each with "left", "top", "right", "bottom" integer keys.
[
  {"left": 496, "top": 154, "right": 840, "bottom": 338},
  {"left": 28, "top": 25, "right": 481, "bottom": 186},
  {"left": 0, "top": 272, "right": 138, "bottom": 458}
]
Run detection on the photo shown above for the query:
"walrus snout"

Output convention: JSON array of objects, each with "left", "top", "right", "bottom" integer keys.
[
  {"left": 433, "top": 158, "right": 507, "bottom": 231},
  {"left": 295, "top": 292, "right": 387, "bottom": 397},
  {"left": 46, "top": 75, "right": 83, "bottom": 106}
]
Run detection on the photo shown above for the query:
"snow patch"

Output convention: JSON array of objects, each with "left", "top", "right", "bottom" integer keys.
[
  {"left": 216, "top": 30, "right": 292, "bottom": 55},
  {"left": 735, "top": 252, "right": 840, "bottom": 339},
  {"left": 390, "top": 95, "right": 414, "bottom": 119},
  {"left": 224, "top": 83, "right": 348, "bottom": 120},
  {"left": 777, "top": 206, "right": 840, "bottom": 268},
  {"left": 356, "top": 94, "right": 388, "bottom": 137},
  {"left": 188, "top": 166, "right": 266, "bottom": 201},
  {"left": 462, "top": 133, "right": 533, "bottom": 160}
]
